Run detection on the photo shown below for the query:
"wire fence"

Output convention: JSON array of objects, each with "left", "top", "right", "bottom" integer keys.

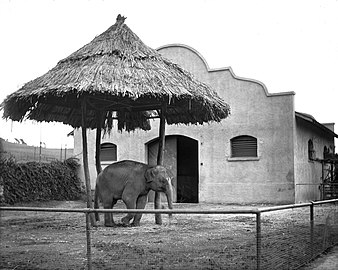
[
  {"left": 0, "top": 147, "right": 74, "bottom": 163},
  {"left": 0, "top": 199, "right": 337, "bottom": 270}
]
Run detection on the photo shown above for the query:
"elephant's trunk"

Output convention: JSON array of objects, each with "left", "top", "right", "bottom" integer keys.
[{"left": 165, "top": 182, "right": 174, "bottom": 218}]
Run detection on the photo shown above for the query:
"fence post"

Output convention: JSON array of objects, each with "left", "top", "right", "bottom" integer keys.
[
  {"left": 310, "top": 201, "right": 314, "bottom": 259},
  {"left": 256, "top": 212, "right": 261, "bottom": 270},
  {"left": 85, "top": 211, "right": 92, "bottom": 270}
]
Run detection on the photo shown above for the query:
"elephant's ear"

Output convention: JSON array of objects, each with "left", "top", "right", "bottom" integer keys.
[{"left": 145, "top": 167, "right": 156, "bottom": 183}]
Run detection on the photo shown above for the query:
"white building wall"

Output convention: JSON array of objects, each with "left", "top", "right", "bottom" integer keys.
[
  {"left": 74, "top": 44, "right": 298, "bottom": 204},
  {"left": 158, "top": 45, "right": 296, "bottom": 204},
  {"left": 294, "top": 117, "right": 335, "bottom": 203}
]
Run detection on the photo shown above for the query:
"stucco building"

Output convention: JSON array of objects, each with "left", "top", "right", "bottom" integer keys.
[{"left": 74, "top": 44, "right": 337, "bottom": 204}]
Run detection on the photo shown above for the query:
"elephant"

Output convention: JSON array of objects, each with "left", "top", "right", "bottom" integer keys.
[{"left": 94, "top": 160, "right": 173, "bottom": 227}]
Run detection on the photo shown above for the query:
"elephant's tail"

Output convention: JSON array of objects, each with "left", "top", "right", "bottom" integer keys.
[{"left": 94, "top": 184, "right": 100, "bottom": 222}]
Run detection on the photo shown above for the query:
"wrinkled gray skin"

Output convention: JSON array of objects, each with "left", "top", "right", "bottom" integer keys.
[{"left": 94, "top": 160, "right": 173, "bottom": 227}]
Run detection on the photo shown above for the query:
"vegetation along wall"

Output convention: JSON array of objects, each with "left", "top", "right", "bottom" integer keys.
[{"left": 0, "top": 157, "right": 83, "bottom": 204}]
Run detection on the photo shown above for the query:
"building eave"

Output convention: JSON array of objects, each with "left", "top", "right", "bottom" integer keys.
[{"left": 296, "top": 111, "right": 338, "bottom": 138}]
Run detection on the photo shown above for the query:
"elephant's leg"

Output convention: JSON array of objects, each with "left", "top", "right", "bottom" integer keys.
[
  {"left": 110, "top": 199, "right": 118, "bottom": 224},
  {"left": 131, "top": 195, "right": 148, "bottom": 227},
  {"left": 103, "top": 199, "right": 117, "bottom": 227},
  {"left": 121, "top": 191, "right": 137, "bottom": 226}
]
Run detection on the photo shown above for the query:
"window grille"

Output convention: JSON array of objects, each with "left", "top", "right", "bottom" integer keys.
[{"left": 230, "top": 135, "right": 257, "bottom": 158}]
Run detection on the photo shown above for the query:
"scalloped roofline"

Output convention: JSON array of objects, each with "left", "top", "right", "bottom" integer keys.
[{"left": 157, "top": 44, "right": 295, "bottom": 98}]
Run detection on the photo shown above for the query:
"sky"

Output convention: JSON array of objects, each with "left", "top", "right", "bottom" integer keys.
[{"left": 0, "top": 0, "right": 337, "bottom": 149}]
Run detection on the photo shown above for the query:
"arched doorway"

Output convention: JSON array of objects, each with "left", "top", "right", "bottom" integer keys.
[{"left": 147, "top": 135, "right": 199, "bottom": 203}]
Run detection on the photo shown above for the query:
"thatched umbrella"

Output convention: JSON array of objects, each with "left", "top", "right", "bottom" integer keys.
[{"left": 1, "top": 15, "right": 230, "bottom": 225}]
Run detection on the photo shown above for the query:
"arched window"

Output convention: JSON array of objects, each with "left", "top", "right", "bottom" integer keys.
[
  {"left": 323, "top": 146, "right": 330, "bottom": 159},
  {"left": 308, "top": 139, "right": 315, "bottom": 160},
  {"left": 230, "top": 135, "right": 257, "bottom": 158},
  {"left": 100, "top": 143, "right": 117, "bottom": 164}
]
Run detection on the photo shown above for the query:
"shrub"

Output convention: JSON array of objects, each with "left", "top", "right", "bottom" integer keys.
[{"left": 0, "top": 157, "right": 84, "bottom": 204}]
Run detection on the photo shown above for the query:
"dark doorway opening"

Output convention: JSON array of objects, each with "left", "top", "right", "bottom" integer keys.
[
  {"left": 147, "top": 135, "right": 198, "bottom": 203},
  {"left": 177, "top": 136, "right": 199, "bottom": 203}
]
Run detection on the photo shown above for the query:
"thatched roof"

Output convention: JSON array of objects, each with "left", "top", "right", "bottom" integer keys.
[{"left": 1, "top": 15, "right": 230, "bottom": 131}]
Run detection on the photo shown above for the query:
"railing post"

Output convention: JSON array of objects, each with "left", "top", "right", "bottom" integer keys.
[
  {"left": 85, "top": 211, "right": 92, "bottom": 270},
  {"left": 256, "top": 212, "right": 261, "bottom": 270},
  {"left": 310, "top": 201, "right": 314, "bottom": 259}
]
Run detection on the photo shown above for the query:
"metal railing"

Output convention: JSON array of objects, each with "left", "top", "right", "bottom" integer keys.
[{"left": 1, "top": 199, "right": 337, "bottom": 270}]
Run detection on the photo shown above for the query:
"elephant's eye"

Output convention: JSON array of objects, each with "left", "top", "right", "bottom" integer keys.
[{"left": 160, "top": 178, "right": 169, "bottom": 185}]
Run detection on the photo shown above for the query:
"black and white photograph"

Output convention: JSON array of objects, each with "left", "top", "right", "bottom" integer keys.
[{"left": 1, "top": 0, "right": 337, "bottom": 269}]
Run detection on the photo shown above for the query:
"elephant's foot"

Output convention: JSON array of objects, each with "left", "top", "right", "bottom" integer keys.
[
  {"left": 130, "top": 221, "right": 141, "bottom": 227},
  {"left": 104, "top": 218, "right": 117, "bottom": 227},
  {"left": 121, "top": 216, "right": 132, "bottom": 226},
  {"left": 104, "top": 222, "right": 117, "bottom": 227}
]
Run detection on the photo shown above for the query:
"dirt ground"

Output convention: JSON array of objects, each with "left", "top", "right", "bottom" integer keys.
[
  {"left": 300, "top": 245, "right": 338, "bottom": 270},
  {"left": 0, "top": 200, "right": 337, "bottom": 270}
]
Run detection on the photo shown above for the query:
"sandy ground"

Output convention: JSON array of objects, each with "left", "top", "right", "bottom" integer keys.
[
  {"left": 300, "top": 245, "right": 338, "bottom": 270},
  {"left": 0, "top": 200, "right": 337, "bottom": 269}
]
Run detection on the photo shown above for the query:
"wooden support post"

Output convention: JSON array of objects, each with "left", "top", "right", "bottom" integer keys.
[
  {"left": 155, "top": 103, "right": 167, "bottom": 225},
  {"left": 81, "top": 97, "right": 96, "bottom": 227},
  {"left": 157, "top": 104, "right": 166, "bottom": 165},
  {"left": 95, "top": 110, "right": 103, "bottom": 176}
]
